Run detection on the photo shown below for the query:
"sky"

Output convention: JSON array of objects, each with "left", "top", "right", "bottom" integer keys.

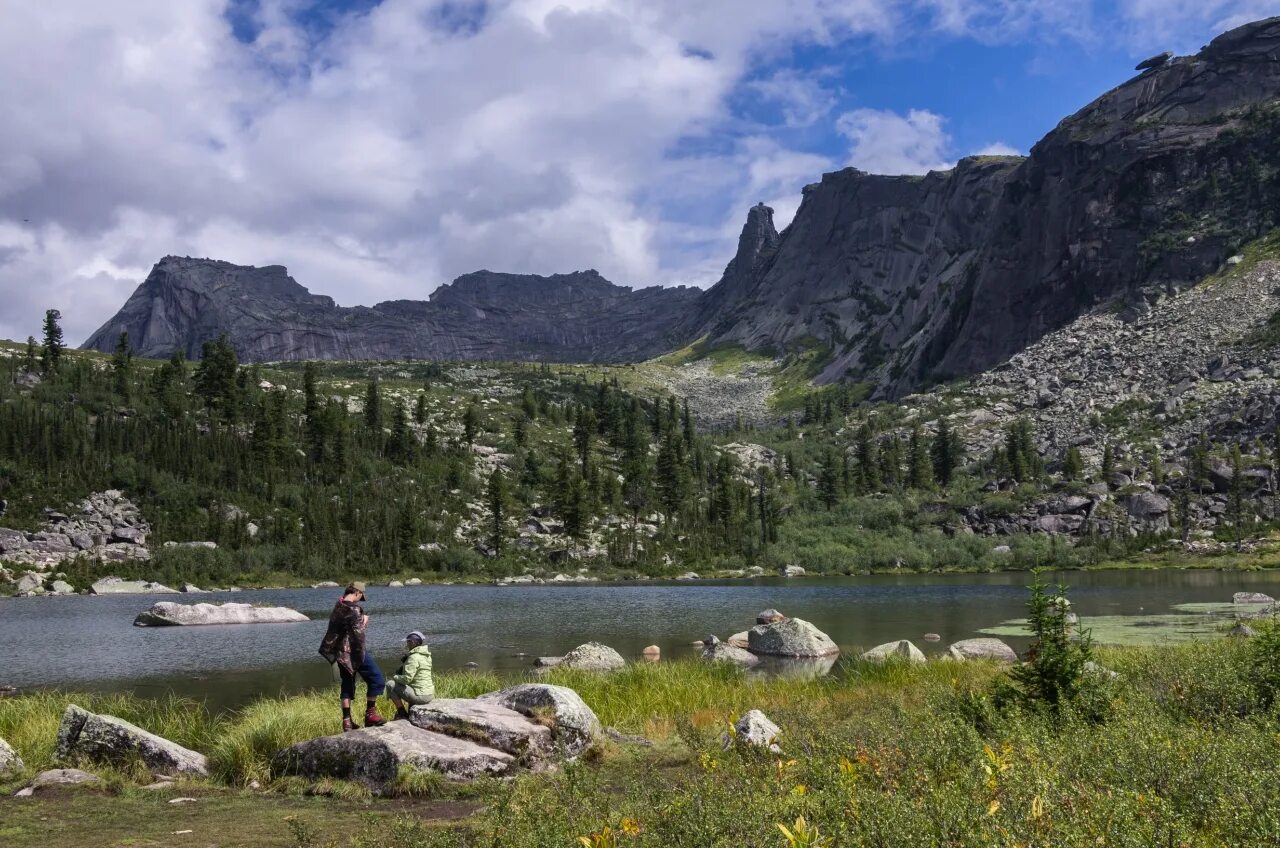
[{"left": 0, "top": 1, "right": 1275, "bottom": 344}]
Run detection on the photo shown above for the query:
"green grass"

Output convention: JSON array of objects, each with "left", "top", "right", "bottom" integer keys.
[{"left": 5, "top": 642, "right": 1280, "bottom": 845}]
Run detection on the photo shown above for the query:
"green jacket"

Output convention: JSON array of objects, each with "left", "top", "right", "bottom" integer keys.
[{"left": 393, "top": 644, "right": 434, "bottom": 697}]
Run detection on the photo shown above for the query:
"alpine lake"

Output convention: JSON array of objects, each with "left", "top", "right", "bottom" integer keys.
[{"left": 4, "top": 568, "right": 1278, "bottom": 713}]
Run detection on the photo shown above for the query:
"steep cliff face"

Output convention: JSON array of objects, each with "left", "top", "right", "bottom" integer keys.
[
  {"left": 697, "top": 16, "right": 1280, "bottom": 396},
  {"left": 83, "top": 258, "right": 701, "bottom": 364}
]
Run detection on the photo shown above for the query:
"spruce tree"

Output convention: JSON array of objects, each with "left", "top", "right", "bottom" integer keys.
[
  {"left": 1229, "top": 443, "right": 1246, "bottom": 551},
  {"left": 414, "top": 393, "right": 428, "bottom": 426},
  {"left": 931, "top": 416, "right": 960, "bottom": 487},
  {"left": 40, "top": 309, "right": 64, "bottom": 374},
  {"left": 1062, "top": 447, "right": 1084, "bottom": 481},
  {"left": 487, "top": 469, "right": 508, "bottom": 555},
  {"left": 818, "top": 448, "right": 842, "bottom": 509},
  {"left": 388, "top": 400, "right": 414, "bottom": 463},
  {"left": 194, "top": 335, "right": 239, "bottom": 422},
  {"left": 463, "top": 400, "right": 481, "bottom": 446},
  {"left": 363, "top": 379, "right": 382, "bottom": 433},
  {"left": 303, "top": 362, "right": 319, "bottom": 420},
  {"left": 23, "top": 336, "right": 37, "bottom": 371},
  {"left": 111, "top": 331, "right": 133, "bottom": 401},
  {"left": 908, "top": 425, "right": 934, "bottom": 490},
  {"left": 655, "top": 434, "right": 686, "bottom": 523}
]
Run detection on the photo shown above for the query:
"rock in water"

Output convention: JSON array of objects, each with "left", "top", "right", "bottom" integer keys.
[
  {"left": 477, "top": 684, "right": 602, "bottom": 758},
  {"left": 133, "top": 601, "right": 309, "bottom": 627},
  {"left": 1234, "top": 592, "right": 1275, "bottom": 604},
  {"left": 0, "top": 736, "right": 23, "bottom": 775},
  {"left": 861, "top": 640, "right": 926, "bottom": 664},
  {"left": 55, "top": 704, "right": 208, "bottom": 776},
  {"left": 734, "top": 710, "right": 781, "bottom": 753},
  {"left": 727, "top": 630, "right": 751, "bottom": 648},
  {"left": 272, "top": 722, "right": 513, "bottom": 790},
  {"left": 756, "top": 608, "right": 786, "bottom": 624},
  {"left": 90, "top": 577, "right": 178, "bottom": 595},
  {"left": 947, "top": 638, "right": 1019, "bottom": 663},
  {"left": 747, "top": 618, "right": 839, "bottom": 657},
  {"left": 556, "top": 642, "right": 625, "bottom": 672},
  {"left": 409, "top": 699, "right": 552, "bottom": 757},
  {"left": 701, "top": 640, "right": 760, "bottom": 668}
]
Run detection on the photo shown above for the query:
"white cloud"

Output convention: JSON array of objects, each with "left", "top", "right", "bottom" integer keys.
[
  {"left": 837, "top": 108, "right": 954, "bottom": 175},
  {"left": 0, "top": 0, "right": 1271, "bottom": 345},
  {"left": 972, "top": 142, "right": 1023, "bottom": 157}
]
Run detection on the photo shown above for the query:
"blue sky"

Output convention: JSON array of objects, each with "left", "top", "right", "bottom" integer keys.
[{"left": 0, "top": 0, "right": 1274, "bottom": 343}]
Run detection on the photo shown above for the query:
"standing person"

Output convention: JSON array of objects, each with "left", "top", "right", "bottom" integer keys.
[
  {"left": 319, "top": 582, "right": 388, "bottom": 732},
  {"left": 387, "top": 630, "right": 435, "bottom": 720}
]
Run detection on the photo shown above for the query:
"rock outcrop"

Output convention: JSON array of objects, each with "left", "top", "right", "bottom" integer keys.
[
  {"left": 476, "top": 684, "right": 602, "bottom": 757},
  {"left": 55, "top": 704, "right": 209, "bottom": 776},
  {"left": 0, "top": 491, "right": 151, "bottom": 580},
  {"left": 408, "top": 699, "right": 552, "bottom": 757},
  {"left": 747, "top": 618, "right": 840, "bottom": 658},
  {"left": 133, "top": 601, "right": 309, "bottom": 627}
]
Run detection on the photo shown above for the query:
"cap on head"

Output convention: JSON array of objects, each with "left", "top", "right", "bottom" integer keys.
[
  {"left": 405, "top": 630, "right": 426, "bottom": 644},
  {"left": 345, "top": 581, "right": 367, "bottom": 599}
]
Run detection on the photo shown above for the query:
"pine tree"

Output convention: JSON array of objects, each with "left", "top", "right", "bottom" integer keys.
[
  {"left": 908, "top": 425, "right": 934, "bottom": 490},
  {"left": 854, "top": 423, "right": 877, "bottom": 494},
  {"left": 388, "top": 400, "right": 414, "bottom": 464},
  {"left": 194, "top": 335, "right": 239, "bottom": 423},
  {"left": 40, "top": 309, "right": 64, "bottom": 374},
  {"left": 463, "top": 401, "right": 481, "bottom": 446},
  {"left": 756, "top": 466, "right": 778, "bottom": 546},
  {"left": 513, "top": 415, "right": 528, "bottom": 449},
  {"left": 1229, "top": 443, "right": 1246, "bottom": 550},
  {"left": 931, "top": 416, "right": 961, "bottom": 487},
  {"left": 414, "top": 393, "right": 428, "bottom": 426},
  {"left": 573, "top": 407, "right": 596, "bottom": 472},
  {"left": 818, "top": 448, "right": 842, "bottom": 509},
  {"left": 1102, "top": 441, "right": 1116, "bottom": 482},
  {"left": 655, "top": 434, "right": 686, "bottom": 523},
  {"left": 23, "top": 336, "right": 37, "bottom": 371},
  {"left": 879, "top": 434, "right": 903, "bottom": 491},
  {"left": 487, "top": 469, "right": 508, "bottom": 555},
  {"left": 363, "top": 379, "right": 382, "bottom": 433},
  {"left": 1062, "top": 447, "right": 1084, "bottom": 481},
  {"left": 303, "top": 362, "right": 319, "bottom": 420},
  {"left": 682, "top": 398, "right": 695, "bottom": 449},
  {"left": 111, "top": 331, "right": 133, "bottom": 402}
]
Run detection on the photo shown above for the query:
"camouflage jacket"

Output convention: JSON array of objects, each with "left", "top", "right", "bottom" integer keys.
[{"left": 319, "top": 599, "right": 366, "bottom": 675}]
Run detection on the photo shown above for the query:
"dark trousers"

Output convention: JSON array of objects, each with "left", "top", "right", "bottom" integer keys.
[{"left": 339, "top": 652, "right": 386, "bottom": 700}]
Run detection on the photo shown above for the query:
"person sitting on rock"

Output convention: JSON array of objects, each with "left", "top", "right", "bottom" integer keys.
[
  {"left": 387, "top": 630, "right": 435, "bottom": 720},
  {"left": 318, "top": 582, "right": 388, "bottom": 732}
]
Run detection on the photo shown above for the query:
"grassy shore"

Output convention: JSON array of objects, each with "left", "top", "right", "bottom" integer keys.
[{"left": 3, "top": 636, "right": 1280, "bottom": 846}]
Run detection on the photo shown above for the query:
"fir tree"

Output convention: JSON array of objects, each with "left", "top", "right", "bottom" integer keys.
[
  {"left": 111, "top": 331, "right": 133, "bottom": 402},
  {"left": 363, "top": 379, "right": 382, "bottom": 433},
  {"left": 931, "top": 416, "right": 961, "bottom": 488},
  {"left": 487, "top": 469, "right": 508, "bottom": 555},
  {"left": 818, "top": 448, "right": 843, "bottom": 509},
  {"left": 388, "top": 400, "right": 414, "bottom": 464},
  {"left": 655, "top": 434, "right": 686, "bottom": 523},
  {"left": 908, "top": 425, "right": 934, "bottom": 490},
  {"left": 303, "top": 362, "right": 319, "bottom": 421},
  {"left": 573, "top": 407, "right": 596, "bottom": 472},
  {"left": 414, "top": 393, "right": 428, "bottom": 426},
  {"left": 463, "top": 400, "right": 481, "bottom": 446},
  {"left": 23, "top": 335, "right": 38, "bottom": 371},
  {"left": 194, "top": 335, "right": 239, "bottom": 423},
  {"left": 1062, "top": 447, "right": 1084, "bottom": 481}
]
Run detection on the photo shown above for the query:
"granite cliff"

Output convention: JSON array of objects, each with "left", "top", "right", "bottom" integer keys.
[
  {"left": 85, "top": 18, "right": 1280, "bottom": 391},
  {"left": 83, "top": 260, "right": 700, "bottom": 364}
]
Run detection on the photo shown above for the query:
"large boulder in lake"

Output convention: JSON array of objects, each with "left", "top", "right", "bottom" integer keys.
[
  {"left": 133, "top": 601, "right": 309, "bottom": 627},
  {"left": 747, "top": 617, "right": 839, "bottom": 657},
  {"left": 0, "top": 736, "right": 23, "bottom": 775},
  {"left": 700, "top": 636, "right": 760, "bottom": 668},
  {"left": 55, "top": 704, "right": 208, "bottom": 776},
  {"left": 947, "top": 638, "right": 1019, "bottom": 663},
  {"left": 756, "top": 608, "right": 786, "bottom": 624},
  {"left": 409, "top": 698, "right": 552, "bottom": 758},
  {"left": 1234, "top": 592, "right": 1275, "bottom": 604},
  {"left": 90, "top": 577, "right": 178, "bottom": 595},
  {"left": 477, "top": 684, "right": 602, "bottom": 757},
  {"left": 861, "top": 640, "right": 926, "bottom": 664},
  {"left": 557, "top": 642, "right": 626, "bottom": 672},
  {"left": 272, "top": 722, "right": 513, "bottom": 791}
]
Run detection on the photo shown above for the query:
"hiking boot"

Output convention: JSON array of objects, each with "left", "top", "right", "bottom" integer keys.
[
  {"left": 393, "top": 708, "right": 410, "bottom": 721},
  {"left": 364, "top": 708, "right": 388, "bottom": 727},
  {"left": 342, "top": 717, "right": 360, "bottom": 732}
]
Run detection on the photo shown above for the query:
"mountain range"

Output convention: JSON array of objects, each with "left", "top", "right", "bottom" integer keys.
[{"left": 84, "top": 17, "right": 1280, "bottom": 398}]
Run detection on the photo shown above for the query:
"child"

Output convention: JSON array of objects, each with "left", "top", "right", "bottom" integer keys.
[{"left": 387, "top": 630, "right": 435, "bottom": 720}]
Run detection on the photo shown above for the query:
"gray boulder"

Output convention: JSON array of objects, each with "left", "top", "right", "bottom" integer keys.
[
  {"left": 756, "top": 608, "right": 786, "bottom": 624},
  {"left": 477, "top": 684, "right": 602, "bottom": 758},
  {"left": 409, "top": 699, "right": 552, "bottom": 757},
  {"left": 747, "top": 618, "right": 839, "bottom": 657},
  {"left": 1233, "top": 592, "right": 1275, "bottom": 604},
  {"left": 90, "top": 577, "right": 178, "bottom": 595},
  {"left": 15, "top": 572, "right": 44, "bottom": 594},
  {"left": 734, "top": 710, "right": 781, "bottom": 753},
  {"left": 780, "top": 565, "right": 806, "bottom": 577},
  {"left": 55, "top": 704, "right": 208, "bottom": 776},
  {"left": 726, "top": 630, "right": 751, "bottom": 648},
  {"left": 109, "top": 526, "right": 146, "bottom": 545},
  {"left": 557, "top": 642, "right": 625, "bottom": 672},
  {"left": 1126, "top": 492, "right": 1171, "bottom": 528},
  {"left": 133, "top": 601, "right": 309, "bottom": 627},
  {"left": 49, "top": 580, "right": 75, "bottom": 595},
  {"left": 14, "top": 768, "right": 99, "bottom": 796},
  {"left": 1230, "top": 623, "right": 1259, "bottom": 637},
  {"left": 701, "top": 639, "right": 760, "bottom": 667},
  {"left": 861, "top": 640, "right": 926, "bottom": 664},
  {"left": 0, "top": 736, "right": 23, "bottom": 775},
  {"left": 272, "top": 722, "right": 512, "bottom": 790},
  {"left": 947, "top": 638, "right": 1019, "bottom": 663}
]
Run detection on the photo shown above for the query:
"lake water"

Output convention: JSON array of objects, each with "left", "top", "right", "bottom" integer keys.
[{"left": 4, "top": 569, "right": 1278, "bottom": 712}]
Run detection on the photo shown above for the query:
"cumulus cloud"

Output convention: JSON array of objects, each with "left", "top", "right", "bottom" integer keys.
[{"left": 0, "top": 0, "right": 1270, "bottom": 344}]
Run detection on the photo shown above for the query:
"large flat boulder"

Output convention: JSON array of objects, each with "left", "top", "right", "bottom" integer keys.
[
  {"left": 133, "top": 601, "right": 309, "bottom": 627},
  {"left": 55, "top": 704, "right": 208, "bottom": 776},
  {"left": 947, "top": 638, "right": 1019, "bottom": 662},
  {"left": 701, "top": 639, "right": 760, "bottom": 668},
  {"left": 557, "top": 642, "right": 625, "bottom": 671},
  {"left": 409, "top": 699, "right": 552, "bottom": 757},
  {"left": 272, "top": 722, "right": 512, "bottom": 790},
  {"left": 747, "top": 618, "right": 839, "bottom": 657},
  {"left": 14, "top": 768, "right": 100, "bottom": 796},
  {"left": 90, "top": 577, "right": 178, "bottom": 595},
  {"left": 477, "top": 684, "right": 601, "bottom": 758}
]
